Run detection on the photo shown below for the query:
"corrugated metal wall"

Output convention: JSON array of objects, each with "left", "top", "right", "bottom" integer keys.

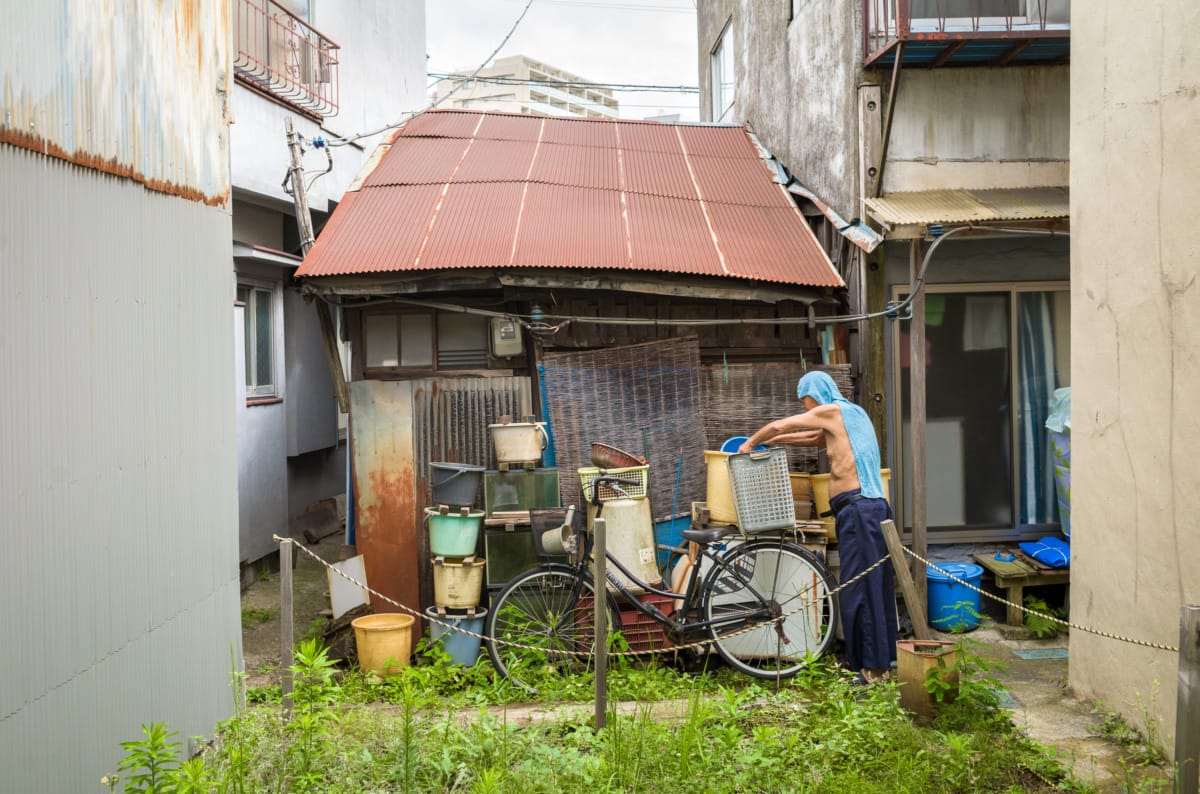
[
  {"left": 348, "top": 376, "right": 531, "bottom": 616},
  {"left": 0, "top": 146, "right": 241, "bottom": 790}
]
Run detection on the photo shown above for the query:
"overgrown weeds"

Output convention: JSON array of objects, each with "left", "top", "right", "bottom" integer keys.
[{"left": 108, "top": 637, "right": 1097, "bottom": 793}]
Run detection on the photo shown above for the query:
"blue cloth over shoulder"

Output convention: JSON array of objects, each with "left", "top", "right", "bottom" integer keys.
[{"left": 796, "top": 371, "right": 885, "bottom": 499}]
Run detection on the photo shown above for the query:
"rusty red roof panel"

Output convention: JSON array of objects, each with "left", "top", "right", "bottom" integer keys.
[
  {"left": 454, "top": 138, "right": 538, "bottom": 183},
  {"left": 708, "top": 203, "right": 844, "bottom": 287},
  {"left": 621, "top": 149, "right": 696, "bottom": 199},
  {"left": 362, "top": 137, "right": 469, "bottom": 186},
  {"left": 539, "top": 116, "right": 619, "bottom": 148},
  {"left": 398, "top": 110, "right": 483, "bottom": 139},
  {"left": 616, "top": 121, "right": 685, "bottom": 154},
  {"left": 297, "top": 109, "right": 841, "bottom": 287},
  {"left": 302, "top": 185, "right": 444, "bottom": 276},
  {"left": 512, "top": 184, "right": 626, "bottom": 268},
  {"left": 625, "top": 193, "right": 724, "bottom": 276},
  {"left": 677, "top": 124, "right": 756, "bottom": 159},
  {"left": 530, "top": 141, "right": 621, "bottom": 191},
  {"left": 419, "top": 183, "right": 525, "bottom": 268},
  {"left": 690, "top": 155, "right": 789, "bottom": 207},
  {"left": 475, "top": 112, "right": 544, "bottom": 142}
]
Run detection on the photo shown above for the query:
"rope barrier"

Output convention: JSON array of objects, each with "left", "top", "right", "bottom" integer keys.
[
  {"left": 272, "top": 535, "right": 1180, "bottom": 661},
  {"left": 899, "top": 546, "right": 1179, "bottom": 654},
  {"left": 273, "top": 535, "right": 883, "bottom": 659}
]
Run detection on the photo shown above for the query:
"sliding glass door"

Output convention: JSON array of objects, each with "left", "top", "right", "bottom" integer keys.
[{"left": 896, "top": 284, "right": 1069, "bottom": 534}]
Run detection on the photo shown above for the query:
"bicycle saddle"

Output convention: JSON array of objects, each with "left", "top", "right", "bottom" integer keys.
[{"left": 681, "top": 526, "right": 735, "bottom": 545}]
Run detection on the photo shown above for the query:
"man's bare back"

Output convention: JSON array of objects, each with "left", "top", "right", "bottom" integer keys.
[{"left": 738, "top": 399, "right": 862, "bottom": 498}]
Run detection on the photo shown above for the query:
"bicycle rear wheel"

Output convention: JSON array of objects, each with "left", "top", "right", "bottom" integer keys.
[
  {"left": 701, "top": 540, "right": 838, "bottom": 679},
  {"left": 486, "top": 566, "right": 619, "bottom": 691}
]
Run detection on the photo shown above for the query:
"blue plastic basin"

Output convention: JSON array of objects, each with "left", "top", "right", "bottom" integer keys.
[{"left": 926, "top": 562, "right": 983, "bottom": 632}]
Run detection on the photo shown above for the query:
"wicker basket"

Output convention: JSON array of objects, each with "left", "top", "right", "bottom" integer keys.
[{"left": 727, "top": 449, "right": 796, "bottom": 534}]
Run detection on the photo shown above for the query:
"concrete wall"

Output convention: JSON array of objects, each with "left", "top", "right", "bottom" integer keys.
[
  {"left": 697, "top": 0, "right": 863, "bottom": 215},
  {"left": 1070, "top": 0, "right": 1200, "bottom": 756}
]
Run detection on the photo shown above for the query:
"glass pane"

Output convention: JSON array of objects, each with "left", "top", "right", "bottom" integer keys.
[
  {"left": 399, "top": 314, "right": 433, "bottom": 367},
  {"left": 240, "top": 289, "right": 252, "bottom": 386},
  {"left": 901, "top": 292, "right": 1012, "bottom": 530},
  {"left": 436, "top": 312, "right": 488, "bottom": 351},
  {"left": 911, "top": 0, "right": 1025, "bottom": 17},
  {"left": 1016, "top": 291, "right": 1069, "bottom": 524},
  {"left": 364, "top": 315, "right": 399, "bottom": 368},
  {"left": 254, "top": 290, "right": 272, "bottom": 389}
]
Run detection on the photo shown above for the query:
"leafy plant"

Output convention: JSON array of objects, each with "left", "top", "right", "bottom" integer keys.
[
  {"left": 284, "top": 639, "right": 341, "bottom": 792},
  {"left": 113, "top": 722, "right": 184, "bottom": 794},
  {"left": 1024, "top": 594, "right": 1065, "bottom": 639}
]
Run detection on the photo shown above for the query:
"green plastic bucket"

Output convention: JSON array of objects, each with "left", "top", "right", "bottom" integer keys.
[{"left": 425, "top": 508, "right": 484, "bottom": 557}]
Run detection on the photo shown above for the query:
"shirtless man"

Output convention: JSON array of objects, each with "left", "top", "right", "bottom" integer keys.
[{"left": 739, "top": 371, "right": 896, "bottom": 684}]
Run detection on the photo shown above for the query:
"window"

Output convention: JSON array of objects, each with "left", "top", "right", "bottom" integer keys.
[
  {"left": 362, "top": 311, "right": 489, "bottom": 374},
  {"left": 238, "top": 284, "right": 276, "bottom": 397},
  {"left": 710, "top": 21, "right": 734, "bottom": 122},
  {"left": 910, "top": 0, "right": 1029, "bottom": 26}
]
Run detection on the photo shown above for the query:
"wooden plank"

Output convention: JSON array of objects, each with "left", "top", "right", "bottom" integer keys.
[
  {"left": 882, "top": 519, "right": 932, "bottom": 641},
  {"left": 909, "top": 239, "right": 928, "bottom": 614}
]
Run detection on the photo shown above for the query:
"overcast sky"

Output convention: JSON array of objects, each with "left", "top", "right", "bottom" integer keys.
[{"left": 425, "top": 0, "right": 700, "bottom": 121}]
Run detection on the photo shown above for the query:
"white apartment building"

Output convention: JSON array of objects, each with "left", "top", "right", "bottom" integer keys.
[{"left": 432, "top": 54, "right": 619, "bottom": 118}]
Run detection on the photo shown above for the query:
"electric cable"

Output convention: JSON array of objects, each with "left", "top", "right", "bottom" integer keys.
[{"left": 326, "top": 0, "right": 535, "bottom": 147}]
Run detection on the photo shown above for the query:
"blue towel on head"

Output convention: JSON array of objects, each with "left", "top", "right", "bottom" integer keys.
[
  {"left": 1018, "top": 536, "right": 1071, "bottom": 569},
  {"left": 797, "top": 371, "right": 885, "bottom": 499}
]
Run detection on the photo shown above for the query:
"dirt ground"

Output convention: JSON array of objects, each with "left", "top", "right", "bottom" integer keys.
[{"left": 240, "top": 535, "right": 1174, "bottom": 792}]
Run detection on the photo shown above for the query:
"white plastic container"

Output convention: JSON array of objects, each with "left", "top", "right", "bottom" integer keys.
[
  {"left": 587, "top": 497, "right": 661, "bottom": 592},
  {"left": 488, "top": 419, "right": 549, "bottom": 464}
]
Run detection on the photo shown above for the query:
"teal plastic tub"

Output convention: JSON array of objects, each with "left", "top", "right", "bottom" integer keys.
[
  {"left": 425, "top": 508, "right": 484, "bottom": 557},
  {"left": 926, "top": 562, "right": 983, "bottom": 632}
]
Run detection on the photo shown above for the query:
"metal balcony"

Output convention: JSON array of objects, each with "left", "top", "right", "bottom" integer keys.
[
  {"left": 235, "top": 0, "right": 339, "bottom": 117},
  {"left": 864, "top": 0, "right": 1070, "bottom": 68}
]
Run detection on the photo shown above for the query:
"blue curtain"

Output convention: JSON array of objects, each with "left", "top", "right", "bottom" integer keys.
[{"left": 1016, "top": 294, "right": 1058, "bottom": 523}]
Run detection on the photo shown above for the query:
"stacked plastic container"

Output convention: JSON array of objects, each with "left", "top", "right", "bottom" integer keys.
[
  {"left": 482, "top": 418, "right": 562, "bottom": 601},
  {"left": 426, "top": 462, "right": 487, "bottom": 666}
]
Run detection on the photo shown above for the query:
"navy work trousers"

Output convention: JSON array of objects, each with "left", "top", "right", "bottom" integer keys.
[{"left": 831, "top": 489, "right": 898, "bottom": 672}]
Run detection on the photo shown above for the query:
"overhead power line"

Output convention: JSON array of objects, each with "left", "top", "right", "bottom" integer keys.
[
  {"left": 428, "top": 72, "right": 700, "bottom": 94},
  {"left": 328, "top": 0, "right": 535, "bottom": 147}
]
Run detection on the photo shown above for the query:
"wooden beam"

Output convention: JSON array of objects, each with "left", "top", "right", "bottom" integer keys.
[
  {"left": 996, "top": 40, "right": 1033, "bottom": 67},
  {"left": 930, "top": 40, "right": 967, "bottom": 68},
  {"left": 909, "top": 239, "right": 928, "bottom": 616},
  {"left": 873, "top": 42, "right": 904, "bottom": 198},
  {"left": 882, "top": 519, "right": 931, "bottom": 641}
]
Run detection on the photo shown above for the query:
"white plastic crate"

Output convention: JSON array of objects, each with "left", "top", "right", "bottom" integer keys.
[{"left": 727, "top": 449, "right": 796, "bottom": 534}]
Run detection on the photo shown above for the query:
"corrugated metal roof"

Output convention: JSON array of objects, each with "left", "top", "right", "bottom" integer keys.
[
  {"left": 299, "top": 109, "right": 843, "bottom": 288},
  {"left": 864, "top": 187, "right": 1069, "bottom": 227}
]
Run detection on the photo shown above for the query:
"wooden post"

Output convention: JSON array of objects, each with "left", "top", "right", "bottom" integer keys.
[
  {"left": 1177, "top": 604, "right": 1200, "bottom": 794},
  {"left": 593, "top": 516, "right": 608, "bottom": 730},
  {"left": 285, "top": 117, "right": 350, "bottom": 414},
  {"left": 280, "top": 539, "right": 294, "bottom": 716},
  {"left": 909, "top": 239, "right": 928, "bottom": 616},
  {"left": 881, "top": 520, "right": 931, "bottom": 641}
]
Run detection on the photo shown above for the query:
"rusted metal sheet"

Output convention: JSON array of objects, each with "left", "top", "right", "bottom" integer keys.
[
  {"left": 865, "top": 186, "right": 1069, "bottom": 227},
  {"left": 297, "top": 109, "right": 844, "bottom": 288},
  {"left": 1, "top": 0, "right": 232, "bottom": 204},
  {"left": 349, "top": 380, "right": 420, "bottom": 615},
  {"left": 350, "top": 377, "right": 532, "bottom": 615}
]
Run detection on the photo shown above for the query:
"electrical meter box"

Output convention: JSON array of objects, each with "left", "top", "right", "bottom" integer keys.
[{"left": 489, "top": 317, "right": 524, "bottom": 358}]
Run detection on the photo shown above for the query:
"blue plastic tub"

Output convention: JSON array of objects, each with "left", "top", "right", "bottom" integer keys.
[
  {"left": 654, "top": 517, "right": 690, "bottom": 569},
  {"left": 426, "top": 607, "right": 487, "bottom": 666},
  {"left": 719, "top": 436, "right": 769, "bottom": 453},
  {"left": 926, "top": 562, "right": 983, "bottom": 632}
]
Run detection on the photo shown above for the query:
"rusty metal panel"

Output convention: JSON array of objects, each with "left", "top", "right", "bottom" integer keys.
[
  {"left": 0, "top": 0, "right": 232, "bottom": 204},
  {"left": 348, "top": 380, "right": 420, "bottom": 615}
]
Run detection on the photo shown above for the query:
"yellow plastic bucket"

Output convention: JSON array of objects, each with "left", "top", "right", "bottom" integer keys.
[
  {"left": 811, "top": 469, "right": 892, "bottom": 518},
  {"left": 351, "top": 613, "right": 415, "bottom": 676},
  {"left": 704, "top": 450, "right": 737, "bottom": 524},
  {"left": 432, "top": 556, "right": 486, "bottom": 608}
]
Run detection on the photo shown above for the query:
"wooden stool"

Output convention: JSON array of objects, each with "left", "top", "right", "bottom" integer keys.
[{"left": 972, "top": 549, "right": 1070, "bottom": 626}]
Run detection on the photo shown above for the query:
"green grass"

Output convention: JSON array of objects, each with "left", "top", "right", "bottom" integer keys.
[
  {"left": 240, "top": 606, "right": 276, "bottom": 628},
  {"left": 108, "top": 637, "right": 1099, "bottom": 793}
]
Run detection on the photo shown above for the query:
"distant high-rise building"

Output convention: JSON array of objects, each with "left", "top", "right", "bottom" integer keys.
[{"left": 432, "top": 54, "right": 619, "bottom": 118}]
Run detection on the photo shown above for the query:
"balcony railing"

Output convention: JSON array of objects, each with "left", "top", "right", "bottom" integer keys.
[
  {"left": 235, "top": 0, "right": 339, "bottom": 117},
  {"left": 864, "top": 0, "right": 1070, "bottom": 68}
]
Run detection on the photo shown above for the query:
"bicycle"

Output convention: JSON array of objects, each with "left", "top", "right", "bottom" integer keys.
[{"left": 485, "top": 473, "right": 839, "bottom": 689}]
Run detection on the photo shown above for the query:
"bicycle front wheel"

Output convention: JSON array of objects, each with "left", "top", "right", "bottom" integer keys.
[
  {"left": 486, "top": 566, "right": 619, "bottom": 691},
  {"left": 701, "top": 540, "right": 838, "bottom": 679}
]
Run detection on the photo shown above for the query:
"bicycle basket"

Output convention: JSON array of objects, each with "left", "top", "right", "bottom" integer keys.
[
  {"left": 727, "top": 448, "right": 795, "bottom": 534},
  {"left": 577, "top": 465, "right": 649, "bottom": 503}
]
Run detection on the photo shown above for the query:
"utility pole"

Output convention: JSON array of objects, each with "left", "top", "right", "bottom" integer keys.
[{"left": 285, "top": 117, "right": 350, "bottom": 414}]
